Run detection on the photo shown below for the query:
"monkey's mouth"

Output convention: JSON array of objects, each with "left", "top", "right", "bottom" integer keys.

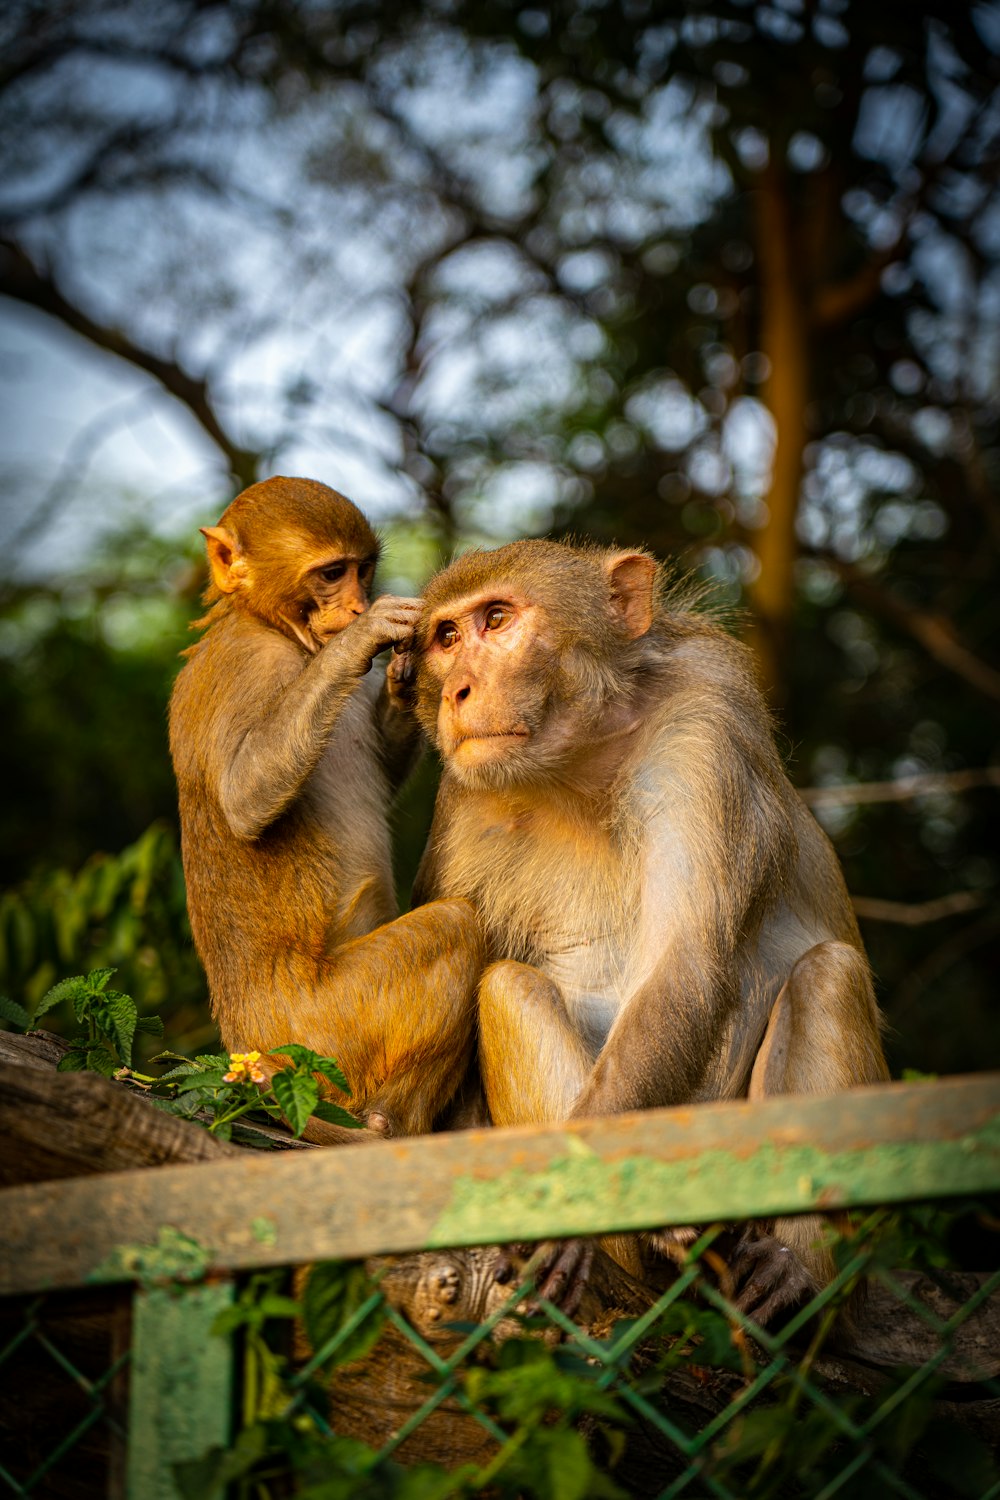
[{"left": 452, "top": 729, "right": 530, "bottom": 754}]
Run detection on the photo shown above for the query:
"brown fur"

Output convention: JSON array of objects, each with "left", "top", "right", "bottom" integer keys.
[
  {"left": 413, "top": 538, "right": 888, "bottom": 1312},
  {"left": 169, "top": 477, "right": 482, "bottom": 1139}
]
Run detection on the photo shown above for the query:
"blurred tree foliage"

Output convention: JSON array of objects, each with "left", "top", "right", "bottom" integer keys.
[{"left": 0, "top": 0, "right": 998, "bottom": 1072}]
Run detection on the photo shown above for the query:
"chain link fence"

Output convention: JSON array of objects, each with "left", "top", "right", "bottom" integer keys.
[{"left": 0, "top": 1077, "right": 997, "bottom": 1498}]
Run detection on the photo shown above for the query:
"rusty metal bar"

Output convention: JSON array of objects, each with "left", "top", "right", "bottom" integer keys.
[{"left": 0, "top": 1075, "right": 997, "bottom": 1298}]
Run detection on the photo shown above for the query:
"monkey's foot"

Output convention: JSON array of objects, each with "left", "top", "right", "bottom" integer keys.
[
  {"left": 493, "top": 1237, "right": 594, "bottom": 1319},
  {"left": 728, "top": 1230, "right": 817, "bottom": 1328},
  {"left": 645, "top": 1225, "right": 700, "bottom": 1263}
]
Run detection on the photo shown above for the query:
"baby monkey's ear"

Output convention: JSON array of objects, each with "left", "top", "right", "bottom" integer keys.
[{"left": 201, "top": 525, "right": 249, "bottom": 595}]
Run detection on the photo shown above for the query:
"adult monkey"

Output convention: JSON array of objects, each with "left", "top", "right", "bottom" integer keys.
[
  {"left": 412, "top": 538, "right": 888, "bottom": 1320},
  {"left": 169, "top": 476, "right": 482, "bottom": 1142}
]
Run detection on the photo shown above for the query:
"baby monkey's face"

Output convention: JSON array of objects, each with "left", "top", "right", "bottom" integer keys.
[{"left": 300, "top": 553, "right": 377, "bottom": 645}]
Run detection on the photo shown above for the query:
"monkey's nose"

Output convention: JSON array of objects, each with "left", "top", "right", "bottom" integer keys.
[{"left": 444, "top": 677, "right": 474, "bottom": 707}]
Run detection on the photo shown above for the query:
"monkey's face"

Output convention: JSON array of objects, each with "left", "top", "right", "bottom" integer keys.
[
  {"left": 415, "top": 588, "right": 601, "bottom": 788},
  {"left": 298, "top": 552, "right": 377, "bottom": 647}
]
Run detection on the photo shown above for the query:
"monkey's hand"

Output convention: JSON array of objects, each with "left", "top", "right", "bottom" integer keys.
[
  {"left": 493, "top": 1237, "right": 594, "bottom": 1320},
  {"left": 341, "top": 595, "right": 422, "bottom": 671},
  {"left": 385, "top": 642, "right": 417, "bottom": 709},
  {"left": 728, "top": 1229, "right": 817, "bottom": 1328}
]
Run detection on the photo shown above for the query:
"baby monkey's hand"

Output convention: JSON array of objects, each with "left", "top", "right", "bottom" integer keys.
[{"left": 345, "top": 595, "right": 421, "bottom": 672}]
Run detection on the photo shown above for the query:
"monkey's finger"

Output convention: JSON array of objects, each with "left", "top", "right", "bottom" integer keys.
[
  {"left": 492, "top": 1242, "right": 533, "bottom": 1286},
  {"left": 363, "top": 616, "right": 418, "bottom": 653},
  {"left": 373, "top": 595, "right": 422, "bottom": 624},
  {"left": 535, "top": 1239, "right": 593, "bottom": 1316}
]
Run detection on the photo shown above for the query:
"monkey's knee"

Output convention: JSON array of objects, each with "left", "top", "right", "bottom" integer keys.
[
  {"left": 790, "top": 940, "right": 867, "bottom": 995},
  {"left": 784, "top": 940, "right": 887, "bottom": 1090},
  {"left": 479, "top": 960, "right": 562, "bottom": 1017},
  {"left": 410, "top": 898, "right": 484, "bottom": 989}
]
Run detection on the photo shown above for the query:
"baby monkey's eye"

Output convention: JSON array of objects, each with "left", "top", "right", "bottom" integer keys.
[
  {"left": 437, "top": 622, "right": 460, "bottom": 649},
  {"left": 318, "top": 562, "right": 346, "bottom": 583},
  {"left": 484, "top": 605, "right": 507, "bottom": 630}
]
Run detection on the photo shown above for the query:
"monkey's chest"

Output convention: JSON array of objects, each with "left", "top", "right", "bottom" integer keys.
[{"left": 451, "top": 809, "right": 635, "bottom": 1049}]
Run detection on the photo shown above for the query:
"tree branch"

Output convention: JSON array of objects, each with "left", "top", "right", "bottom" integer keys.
[
  {"left": 799, "top": 768, "right": 1000, "bottom": 806},
  {"left": 0, "top": 237, "right": 260, "bottom": 488},
  {"left": 851, "top": 891, "right": 988, "bottom": 926},
  {"left": 814, "top": 552, "right": 1000, "bottom": 703}
]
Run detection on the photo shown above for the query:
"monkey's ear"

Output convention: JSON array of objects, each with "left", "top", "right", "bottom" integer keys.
[
  {"left": 605, "top": 552, "right": 657, "bottom": 638},
  {"left": 200, "top": 526, "right": 246, "bottom": 594}
]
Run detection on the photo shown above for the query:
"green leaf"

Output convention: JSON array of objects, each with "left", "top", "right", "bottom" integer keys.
[
  {"left": 257, "top": 1293, "right": 302, "bottom": 1320},
  {"left": 195, "top": 1053, "right": 230, "bottom": 1069},
  {"left": 0, "top": 995, "right": 31, "bottom": 1030},
  {"left": 86, "top": 1044, "right": 118, "bottom": 1078},
  {"left": 314, "top": 1056, "right": 351, "bottom": 1094},
  {"left": 311, "top": 1100, "right": 364, "bottom": 1130},
  {"left": 151, "top": 1063, "right": 198, "bottom": 1082},
  {"left": 35, "top": 975, "right": 88, "bottom": 1018},
  {"left": 136, "top": 1015, "right": 165, "bottom": 1035},
  {"left": 56, "top": 1046, "right": 90, "bottom": 1072},
  {"left": 174, "top": 1070, "right": 230, "bottom": 1093},
  {"left": 546, "top": 1428, "right": 594, "bottom": 1500},
  {"left": 102, "top": 990, "right": 138, "bottom": 1065},
  {"left": 271, "top": 1042, "right": 319, "bottom": 1072},
  {"left": 301, "top": 1262, "right": 387, "bottom": 1370},
  {"left": 173, "top": 1424, "right": 269, "bottom": 1500},
  {"left": 86, "top": 967, "right": 117, "bottom": 993},
  {"left": 272, "top": 1067, "right": 319, "bottom": 1137}
]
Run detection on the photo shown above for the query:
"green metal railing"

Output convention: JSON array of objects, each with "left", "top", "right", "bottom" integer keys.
[{"left": 0, "top": 1074, "right": 998, "bottom": 1498}]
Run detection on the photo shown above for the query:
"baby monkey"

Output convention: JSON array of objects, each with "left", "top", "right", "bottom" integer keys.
[{"left": 169, "top": 477, "right": 481, "bottom": 1140}]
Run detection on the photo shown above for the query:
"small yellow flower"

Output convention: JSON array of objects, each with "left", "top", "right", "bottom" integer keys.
[{"left": 223, "top": 1050, "right": 266, "bottom": 1085}]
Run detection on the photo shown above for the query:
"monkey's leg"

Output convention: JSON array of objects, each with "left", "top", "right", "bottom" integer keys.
[
  {"left": 480, "top": 962, "right": 643, "bottom": 1293},
  {"left": 288, "top": 898, "right": 483, "bottom": 1138},
  {"left": 478, "top": 960, "right": 593, "bottom": 1127},
  {"left": 735, "top": 941, "right": 888, "bottom": 1323}
]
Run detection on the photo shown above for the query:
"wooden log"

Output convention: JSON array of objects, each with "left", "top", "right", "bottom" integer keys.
[
  {"left": 0, "top": 1034, "right": 240, "bottom": 1185},
  {"left": 320, "top": 1243, "right": 657, "bottom": 1466},
  {"left": 0, "top": 1029, "right": 330, "bottom": 1187},
  {"left": 324, "top": 1248, "right": 1000, "bottom": 1471}
]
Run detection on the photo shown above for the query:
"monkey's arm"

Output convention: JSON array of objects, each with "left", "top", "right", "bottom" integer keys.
[
  {"left": 374, "top": 654, "right": 423, "bottom": 792},
  {"left": 409, "top": 777, "right": 463, "bottom": 907},
  {"left": 218, "top": 598, "right": 420, "bottom": 839},
  {"left": 570, "top": 711, "right": 795, "bottom": 1120}
]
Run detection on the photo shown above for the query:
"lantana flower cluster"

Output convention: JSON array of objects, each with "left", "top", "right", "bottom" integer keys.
[{"left": 223, "top": 1050, "right": 267, "bottom": 1085}]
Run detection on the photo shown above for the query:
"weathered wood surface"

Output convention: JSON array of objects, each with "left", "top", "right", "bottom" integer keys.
[
  {"left": 0, "top": 1029, "right": 327, "bottom": 1189},
  {"left": 0, "top": 1034, "right": 240, "bottom": 1186},
  {"left": 1, "top": 1072, "right": 997, "bottom": 1296}
]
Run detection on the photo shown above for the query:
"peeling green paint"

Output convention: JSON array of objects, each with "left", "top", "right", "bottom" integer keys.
[
  {"left": 251, "top": 1215, "right": 278, "bottom": 1245},
  {"left": 127, "top": 1280, "right": 234, "bottom": 1499},
  {"left": 91, "top": 1226, "right": 212, "bottom": 1288},
  {"left": 431, "top": 1120, "right": 1000, "bottom": 1247}
]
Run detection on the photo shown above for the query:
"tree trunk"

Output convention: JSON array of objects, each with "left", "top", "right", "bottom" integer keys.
[{"left": 749, "top": 156, "right": 810, "bottom": 704}]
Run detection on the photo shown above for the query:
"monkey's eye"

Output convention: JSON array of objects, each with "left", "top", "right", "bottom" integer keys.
[
  {"left": 359, "top": 562, "right": 375, "bottom": 589},
  {"left": 437, "top": 622, "right": 460, "bottom": 649},
  {"left": 318, "top": 562, "right": 346, "bottom": 584},
  {"left": 483, "top": 605, "right": 508, "bottom": 631}
]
